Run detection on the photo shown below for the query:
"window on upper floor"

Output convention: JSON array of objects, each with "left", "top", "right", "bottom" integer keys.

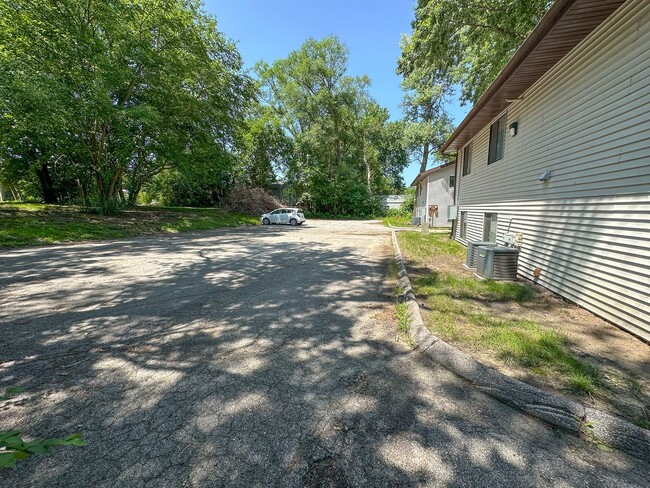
[
  {"left": 488, "top": 114, "right": 507, "bottom": 164},
  {"left": 449, "top": 175, "right": 455, "bottom": 188},
  {"left": 462, "top": 144, "right": 472, "bottom": 176}
]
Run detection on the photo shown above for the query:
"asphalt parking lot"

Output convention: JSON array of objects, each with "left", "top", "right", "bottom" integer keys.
[{"left": 1, "top": 220, "right": 648, "bottom": 487}]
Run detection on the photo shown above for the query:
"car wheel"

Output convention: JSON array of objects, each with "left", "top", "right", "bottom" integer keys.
[
  {"left": 262, "top": 218, "right": 270, "bottom": 225},
  {"left": 289, "top": 218, "right": 297, "bottom": 226}
]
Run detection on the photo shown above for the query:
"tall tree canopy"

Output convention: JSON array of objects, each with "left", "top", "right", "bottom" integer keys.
[
  {"left": 0, "top": 0, "right": 252, "bottom": 209},
  {"left": 400, "top": 67, "right": 454, "bottom": 174},
  {"left": 398, "top": 0, "right": 551, "bottom": 105},
  {"left": 255, "top": 37, "right": 408, "bottom": 215}
]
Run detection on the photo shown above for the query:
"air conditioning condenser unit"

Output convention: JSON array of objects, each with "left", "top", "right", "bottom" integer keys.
[
  {"left": 476, "top": 246, "right": 520, "bottom": 281},
  {"left": 465, "top": 241, "right": 498, "bottom": 268}
]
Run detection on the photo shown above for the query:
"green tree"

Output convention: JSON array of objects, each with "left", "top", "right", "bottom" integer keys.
[
  {"left": 398, "top": 0, "right": 551, "bottom": 105},
  {"left": 0, "top": 0, "right": 252, "bottom": 210},
  {"left": 254, "top": 36, "right": 408, "bottom": 216},
  {"left": 238, "top": 106, "right": 294, "bottom": 188},
  {"left": 400, "top": 67, "right": 454, "bottom": 173},
  {"left": 400, "top": 187, "right": 416, "bottom": 214}
]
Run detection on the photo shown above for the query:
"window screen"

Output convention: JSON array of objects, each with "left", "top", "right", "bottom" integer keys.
[
  {"left": 488, "top": 115, "right": 507, "bottom": 164},
  {"left": 462, "top": 144, "right": 472, "bottom": 176}
]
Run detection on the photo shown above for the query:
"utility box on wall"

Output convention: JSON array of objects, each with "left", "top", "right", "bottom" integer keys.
[{"left": 447, "top": 205, "right": 458, "bottom": 220}]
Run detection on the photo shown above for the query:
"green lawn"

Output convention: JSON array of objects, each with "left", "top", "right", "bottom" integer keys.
[
  {"left": 398, "top": 232, "right": 603, "bottom": 395},
  {"left": 381, "top": 215, "right": 412, "bottom": 227},
  {"left": 0, "top": 203, "right": 258, "bottom": 248}
]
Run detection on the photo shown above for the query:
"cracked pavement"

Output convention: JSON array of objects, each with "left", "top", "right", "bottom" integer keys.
[{"left": 1, "top": 220, "right": 648, "bottom": 487}]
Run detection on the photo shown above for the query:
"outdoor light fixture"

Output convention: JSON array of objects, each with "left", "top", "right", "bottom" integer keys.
[
  {"left": 539, "top": 170, "right": 552, "bottom": 182},
  {"left": 509, "top": 121, "right": 518, "bottom": 136}
]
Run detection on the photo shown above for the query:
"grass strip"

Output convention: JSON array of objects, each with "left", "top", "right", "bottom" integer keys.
[
  {"left": 0, "top": 203, "right": 258, "bottom": 248},
  {"left": 399, "top": 232, "right": 603, "bottom": 395}
]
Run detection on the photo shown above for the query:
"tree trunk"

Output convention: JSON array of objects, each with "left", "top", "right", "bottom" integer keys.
[
  {"left": 76, "top": 178, "right": 86, "bottom": 205},
  {"left": 10, "top": 183, "right": 20, "bottom": 201},
  {"left": 127, "top": 182, "right": 142, "bottom": 207},
  {"left": 95, "top": 170, "right": 106, "bottom": 199},
  {"left": 419, "top": 143, "right": 430, "bottom": 174},
  {"left": 36, "top": 162, "right": 58, "bottom": 203},
  {"left": 107, "top": 166, "right": 123, "bottom": 200},
  {"left": 363, "top": 142, "right": 372, "bottom": 194}
]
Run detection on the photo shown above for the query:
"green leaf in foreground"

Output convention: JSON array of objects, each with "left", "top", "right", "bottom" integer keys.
[
  {"left": 0, "top": 452, "right": 17, "bottom": 469},
  {"left": 1, "top": 388, "right": 86, "bottom": 468},
  {"left": 0, "top": 386, "right": 25, "bottom": 401},
  {"left": 0, "top": 431, "right": 86, "bottom": 469}
]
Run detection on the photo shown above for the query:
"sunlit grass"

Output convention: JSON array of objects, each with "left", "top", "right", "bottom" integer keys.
[
  {"left": 414, "top": 273, "right": 535, "bottom": 302},
  {"left": 398, "top": 232, "right": 466, "bottom": 260},
  {"left": 395, "top": 302, "right": 409, "bottom": 335},
  {"left": 381, "top": 215, "right": 412, "bottom": 227},
  {"left": 0, "top": 203, "right": 257, "bottom": 248},
  {"left": 398, "top": 232, "right": 603, "bottom": 395}
]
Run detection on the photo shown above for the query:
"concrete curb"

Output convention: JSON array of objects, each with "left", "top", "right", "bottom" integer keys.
[
  {"left": 386, "top": 223, "right": 451, "bottom": 232},
  {"left": 391, "top": 230, "right": 650, "bottom": 461},
  {"left": 386, "top": 223, "right": 418, "bottom": 231}
]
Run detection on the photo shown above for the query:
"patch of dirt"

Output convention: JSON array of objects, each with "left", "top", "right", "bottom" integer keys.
[{"left": 410, "top": 252, "right": 650, "bottom": 429}]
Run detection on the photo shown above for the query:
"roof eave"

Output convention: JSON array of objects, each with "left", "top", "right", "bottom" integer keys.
[{"left": 441, "top": 0, "right": 623, "bottom": 154}]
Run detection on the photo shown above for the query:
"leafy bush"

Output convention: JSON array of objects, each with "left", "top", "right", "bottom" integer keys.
[
  {"left": 144, "top": 170, "right": 229, "bottom": 208},
  {"left": 386, "top": 208, "right": 410, "bottom": 218},
  {"left": 400, "top": 187, "right": 415, "bottom": 214},
  {"left": 86, "top": 196, "right": 126, "bottom": 216}
]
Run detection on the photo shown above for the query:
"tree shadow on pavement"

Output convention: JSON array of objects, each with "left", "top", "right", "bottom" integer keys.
[{"left": 0, "top": 226, "right": 648, "bottom": 487}]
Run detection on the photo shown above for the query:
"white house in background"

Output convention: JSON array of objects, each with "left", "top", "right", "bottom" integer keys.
[
  {"left": 443, "top": 0, "right": 650, "bottom": 342},
  {"left": 381, "top": 194, "right": 406, "bottom": 210},
  {"left": 410, "top": 162, "right": 455, "bottom": 227}
]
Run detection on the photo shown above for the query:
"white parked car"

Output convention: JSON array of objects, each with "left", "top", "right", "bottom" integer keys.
[{"left": 261, "top": 208, "right": 305, "bottom": 226}]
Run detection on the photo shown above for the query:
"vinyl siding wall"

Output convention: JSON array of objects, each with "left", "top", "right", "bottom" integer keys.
[
  {"left": 453, "top": 0, "right": 650, "bottom": 342},
  {"left": 414, "top": 165, "right": 455, "bottom": 226}
]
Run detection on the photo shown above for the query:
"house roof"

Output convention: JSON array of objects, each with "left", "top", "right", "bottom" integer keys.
[
  {"left": 409, "top": 162, "right": 455, "bottom": 187},
  {"left": 441, "top": 0, "right": 626, "bottom": 154},
  {"left": 268, "top": 180, "right": 288, "bottom": 189}
]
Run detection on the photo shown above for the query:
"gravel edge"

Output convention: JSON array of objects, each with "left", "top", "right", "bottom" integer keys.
[{"left": 391, "top": 230, "right": 650, "bottom": 461}]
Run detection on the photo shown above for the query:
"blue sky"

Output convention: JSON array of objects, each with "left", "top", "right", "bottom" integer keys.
[{"left": 205, "top": 0, "right": 469, "bottom": 187}]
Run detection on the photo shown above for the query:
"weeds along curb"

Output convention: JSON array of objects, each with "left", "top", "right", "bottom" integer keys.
[{"left": 391, "top": 230, "right": 650, "bottom": 461}]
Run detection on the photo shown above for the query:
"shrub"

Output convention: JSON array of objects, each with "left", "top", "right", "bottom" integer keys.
[{"left": 400, "top": 188, "right": 415, "bottom": 214}]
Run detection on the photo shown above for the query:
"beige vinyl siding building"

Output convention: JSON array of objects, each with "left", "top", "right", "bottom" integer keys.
[
  {"left": 412, "top": 163, "right": 456, "bottom": 227},
  {"left": 447, "top": 0, "right": 650, "bottom": 342}
]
